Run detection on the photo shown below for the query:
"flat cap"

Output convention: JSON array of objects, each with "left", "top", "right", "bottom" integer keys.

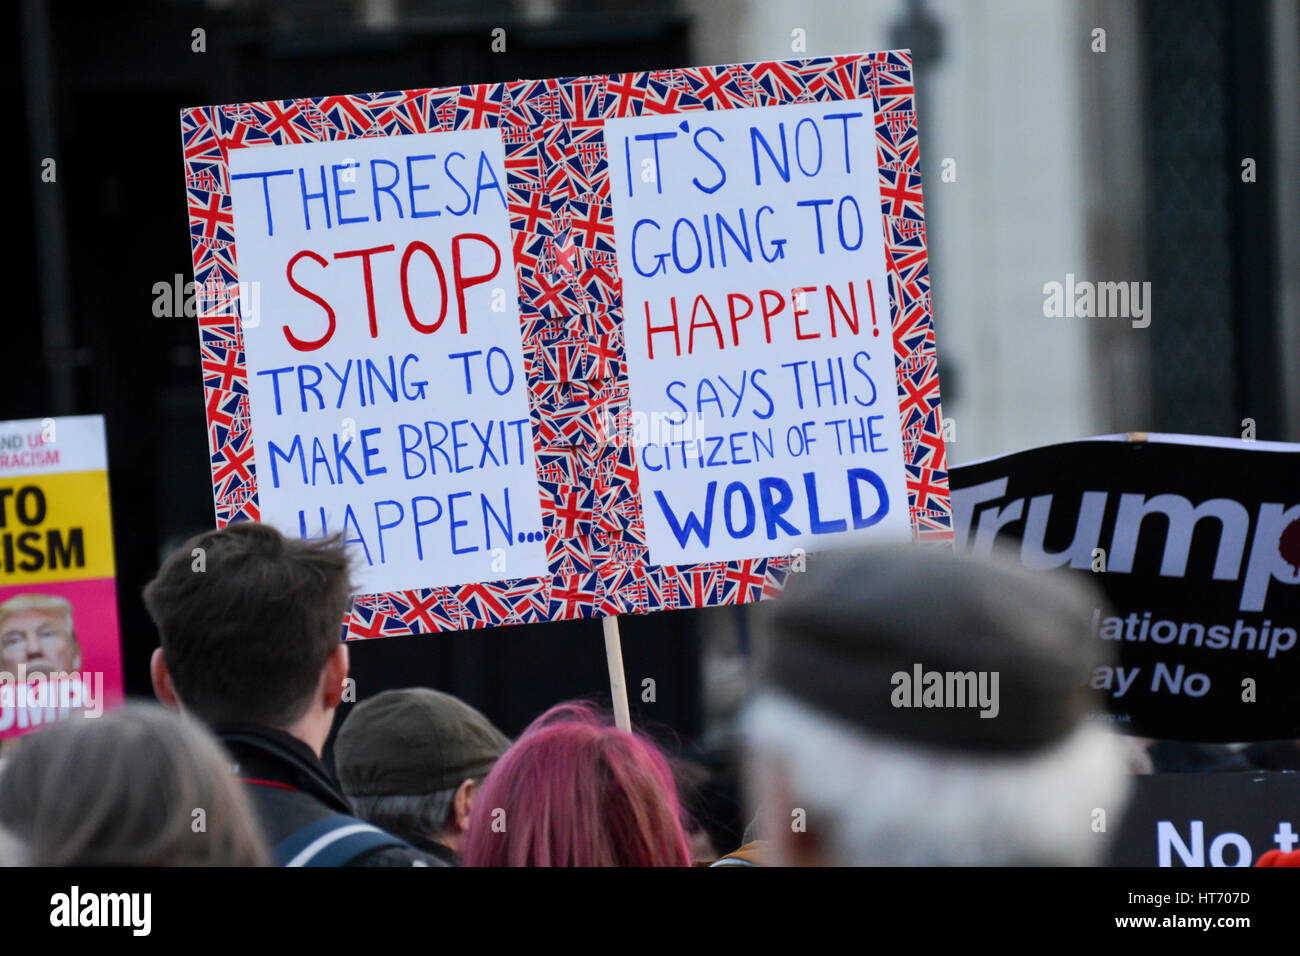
[
  {"left": 757, "top": 543, "right": 1113, "bottom": 754},
  {"left": 335, "top": 688, "right": 510, "bottom": 796}
]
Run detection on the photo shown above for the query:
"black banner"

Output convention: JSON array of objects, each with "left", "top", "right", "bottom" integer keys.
[
  {"left": 1110, "top": 772, "right": 1300, "bottom": 867},
  {"left": 950, "top": 437, "right": 1300, "bottom": 741}
]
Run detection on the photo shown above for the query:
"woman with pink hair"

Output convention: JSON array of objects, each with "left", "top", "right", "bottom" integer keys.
[{"left": 462, "top": 702, "right": 692, "bottom": 867}]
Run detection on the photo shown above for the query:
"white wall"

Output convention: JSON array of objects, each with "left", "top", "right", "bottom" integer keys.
[{"left": 684, "top": 0, "right": 1100, "bottom": 463}]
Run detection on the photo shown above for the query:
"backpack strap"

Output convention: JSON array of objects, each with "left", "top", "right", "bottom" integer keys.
[{"left": 272, "top": 813, "right": 410, "bottom": 867}]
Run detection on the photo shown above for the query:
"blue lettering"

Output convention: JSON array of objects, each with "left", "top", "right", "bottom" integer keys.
[
  {"left": 406, "top": 154, "right": 440, "bottom": 218},
  {"left": 654, "top": 483, "right": 716, "bottom": 548},
  {"left": 758, "top": 476, "right": 799, "bottom": 539},
  {"left": 723, "top": 481, "right": 756, "bottom": 538},
  {"left": 848, "top": 467, "right": 889, "bottom": 528},
  {"left": 443, "top": 152, "right": 471, "bottom": 215},
  {"left": 369, "top": 159, "right": 403, "bottom": 221}
]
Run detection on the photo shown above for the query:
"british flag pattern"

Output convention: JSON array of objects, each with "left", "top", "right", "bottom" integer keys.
[{"left": 180, "top": 51, "right": 951, "bottom": 638}]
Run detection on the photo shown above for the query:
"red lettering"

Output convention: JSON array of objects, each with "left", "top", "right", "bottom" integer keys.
[
  {"left": 334, "top": 244, "right": 396, "bottom": 338},
  {"left": 450, "top": 233, "right": 501, "bottom": 334},
  {"left": 400, "top": 241, "right": 449, "bottom": 333},
  {"left": 688, "top": 294, "right": 725, "bottom": 354},
  {"left": 759, "top": 289, "right": 785, "bottom": 344},
  {"left": 283, "top": 249, "right": 335, "bottom": 351},
  {"left": 826, "top": 281, "right": 860, "bottom": 337},
  {"left": 645, "top": 297, "right": 681, "bottom": 360},
  {"left": 727, "top": 293, "right": 754, "bottom": 347},
  {"left": 791, "top": 286, "right": 818, "bottom": 340}
]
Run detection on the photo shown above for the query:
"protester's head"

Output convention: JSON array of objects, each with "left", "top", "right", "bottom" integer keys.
[
  {"left": 0, "top": 703, "right": 268, "bottom": 865},
  {"left": 336, "top": 688, "right": 510, "bottom": 857},
  {"left": 742, "top": 543, "right": 1132, "bottom": 866},
  {"left": 143, "top": 522, "right": 353, "bottom": 751},
  {"left": 462, "top": 702, "right": 692, "bottom": 867},
  {"left": 671, "top": 756, "right": 721, "bottom": 863},
  {"left": 0, "top": 826, "right": 22, "bottom": 867},
  {"left": 0, "top": 594, "right": 81, "bottom": 675}
]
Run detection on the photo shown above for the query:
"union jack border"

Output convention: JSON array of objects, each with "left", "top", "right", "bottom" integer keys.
[{"left": 180, "top": 51, "right": 952, "bottom": 638}]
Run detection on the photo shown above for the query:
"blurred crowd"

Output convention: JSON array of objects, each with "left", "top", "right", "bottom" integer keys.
[{"left": 0, "top": 521, "right": 1287, "bottom": 867}]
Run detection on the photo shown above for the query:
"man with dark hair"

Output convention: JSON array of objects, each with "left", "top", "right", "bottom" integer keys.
[
  {"left": 335, "top": 688, "right": 510, "bottom": 865},
  {"left": 144, "top": 522, "right": 444, "bottom": 867}
]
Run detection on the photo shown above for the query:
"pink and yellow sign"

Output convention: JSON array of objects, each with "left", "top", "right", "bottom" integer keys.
[{"left": 0, "top": 415, "right": 124, "bottom": 738}]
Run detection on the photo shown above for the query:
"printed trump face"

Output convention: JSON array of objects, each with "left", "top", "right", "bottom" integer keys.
[{"left": 0, "top": 606, "right": 81, "bottom": 675}]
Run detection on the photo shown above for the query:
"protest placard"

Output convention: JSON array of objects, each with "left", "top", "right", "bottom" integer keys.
[
  {"left": 951, "top": 435, "right": 1300, "bottom": 741},
  {"left": 180, "top": 52, "right": 951, "bottom": 637},
  {"left": 0, "top": 416, "right": 123, "bottom": 738},
  {"left": 607, "top": 100, "right": 912, "bottom": 565},
  {"left": 1110, "top": 771, "right": 1300, "bottom": 867},
  {"left": 225, "top": 127, "right": 548, "bottom": 595}
]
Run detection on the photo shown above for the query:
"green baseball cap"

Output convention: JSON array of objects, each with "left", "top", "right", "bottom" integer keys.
[{"left": 335, "top": 688, "right": 510, "bottom": 796}]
